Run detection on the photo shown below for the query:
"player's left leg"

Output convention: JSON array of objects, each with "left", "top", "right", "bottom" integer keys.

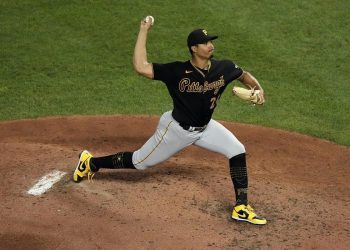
[
  {"left": 194, "top": 119, "right": 248, "bottom": 203},
  {"left": 194, "top": 119, "right": 266, "bottom": 225}
]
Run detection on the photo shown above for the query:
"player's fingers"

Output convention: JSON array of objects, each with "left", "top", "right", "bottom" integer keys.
[
  {"left": 258, "top": 92, "right": 265, "bottom": 104},
  {"left": 140, "top": 18, "right": 152, "bottom": 30}
]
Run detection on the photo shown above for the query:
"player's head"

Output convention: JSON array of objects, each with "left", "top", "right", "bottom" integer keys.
[{"left": 187, "top": 29, "right": 218, "bottom": 56}]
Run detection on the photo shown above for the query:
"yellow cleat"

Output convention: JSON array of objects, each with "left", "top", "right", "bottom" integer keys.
[
  {"left": 73, "top": 150, "right": 94, "bottom": 183},
  {"left": 232, "top": 204, "right": 267, "bottom": 225}
]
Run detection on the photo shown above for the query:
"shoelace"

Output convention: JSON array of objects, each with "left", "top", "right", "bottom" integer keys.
[
  {"left": 88, "top": 171, "right": 95, "bottom": 182},
  {"left": 247, "top": 205, "right": 266, "bottom": 220},
  {"left": 246, "top": 205, "right": 254, "bottom": 212},
  {"left": 243, "top": 205, "right": 257, "bottom": 217}
]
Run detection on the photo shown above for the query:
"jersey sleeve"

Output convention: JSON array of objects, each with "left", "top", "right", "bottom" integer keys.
[
  {"left": 226, "top": 61, "right": 244, "bottom": 82},
  {"left": 153, "top": 63, "right": 174, "bottom": 82}
]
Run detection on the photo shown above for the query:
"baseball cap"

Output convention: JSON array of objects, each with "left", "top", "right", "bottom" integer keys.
[{"left": 187, "top": 29, "right": 218, "bottom": 48}]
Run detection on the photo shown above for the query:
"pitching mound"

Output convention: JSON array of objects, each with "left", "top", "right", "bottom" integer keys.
[{"left": 0, "top": 115, "right": 349, "bottom": 249}]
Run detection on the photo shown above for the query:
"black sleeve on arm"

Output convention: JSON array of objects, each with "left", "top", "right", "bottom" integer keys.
[
  {"left": 153, "top": 63, "right": 171, "bottom": 81},
  {"left": 233, "top": 62, "right": 244, "bottom": 80},
  {"left": 226, "top": 61, "right": 244, "bottom": 82}
]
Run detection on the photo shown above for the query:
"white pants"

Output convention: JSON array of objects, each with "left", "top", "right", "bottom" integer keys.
[{"left": 132, "top": 111, "right": 245, "bottom": 170}]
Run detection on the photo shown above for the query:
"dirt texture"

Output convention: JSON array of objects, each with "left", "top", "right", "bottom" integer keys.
[{"left": 0, "top": 115, "right": 349, "bottom": 249}]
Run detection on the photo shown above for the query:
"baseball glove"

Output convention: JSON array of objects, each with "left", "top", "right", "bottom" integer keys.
[{"left": 232, "top": 86, "right": 265, "bottom": 105}]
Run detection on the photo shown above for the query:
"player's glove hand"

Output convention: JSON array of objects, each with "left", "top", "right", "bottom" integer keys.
[{"left": 232, "top": 86, "right": 265, "bottom": 105}]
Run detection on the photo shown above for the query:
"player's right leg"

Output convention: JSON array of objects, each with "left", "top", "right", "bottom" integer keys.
[
  {"left": 73, "top": 150, "right": 135, "bottom": 182},
  {"left": 73, "top": 111, "right": 196, "bottom": 182},
  {"left": 132, "top": 111, "right": 196, "bottom": 170}
]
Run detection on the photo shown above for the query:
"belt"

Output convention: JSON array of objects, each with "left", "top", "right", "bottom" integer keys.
[{"left": 179, "top": 123, "right": 207, "bottom": 132}]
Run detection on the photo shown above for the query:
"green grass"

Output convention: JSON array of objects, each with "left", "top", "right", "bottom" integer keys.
[{"left": 1, "top": 0, "right": 349, "bottom": 146}]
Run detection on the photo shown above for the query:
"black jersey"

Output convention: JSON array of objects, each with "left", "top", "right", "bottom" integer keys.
[{"left": 153, "top": 59, "right": 243, "bottom": 126}]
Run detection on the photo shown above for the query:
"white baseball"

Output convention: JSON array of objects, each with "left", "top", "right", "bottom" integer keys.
[{"left": 145, "top": 15, "right": 154, "bottom": 25}]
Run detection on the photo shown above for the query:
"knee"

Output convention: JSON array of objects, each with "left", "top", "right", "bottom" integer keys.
[
  {"left": 228, "top": 142, "right": 246, "bottom": 159},
  {"left": 237, "top": 142, "right": 246, "bottom": 154}
]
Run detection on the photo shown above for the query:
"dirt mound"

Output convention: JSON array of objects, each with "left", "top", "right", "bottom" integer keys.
[{"left": 0, "top": 115, "right": 349, "bottom": 249}]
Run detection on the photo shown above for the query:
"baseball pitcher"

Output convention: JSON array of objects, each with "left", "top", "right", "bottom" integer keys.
[{"left": 73, "top": 16, "right": 267, "bottom": 225}]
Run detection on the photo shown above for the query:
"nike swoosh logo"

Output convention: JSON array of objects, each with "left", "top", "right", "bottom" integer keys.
[
  {"left": 78, "top": 162, "right": 86, "bottom": 172},
  {"left": 237, "top": 211, "right": 249, "bottom": 219},
  {"left": 185, "top": 70, "right": 193, "bottom": 74}
]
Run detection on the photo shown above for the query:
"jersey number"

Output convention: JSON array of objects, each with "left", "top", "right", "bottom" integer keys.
[{"left": 210, "top": 94, "right": 221, "bottom": 109}]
